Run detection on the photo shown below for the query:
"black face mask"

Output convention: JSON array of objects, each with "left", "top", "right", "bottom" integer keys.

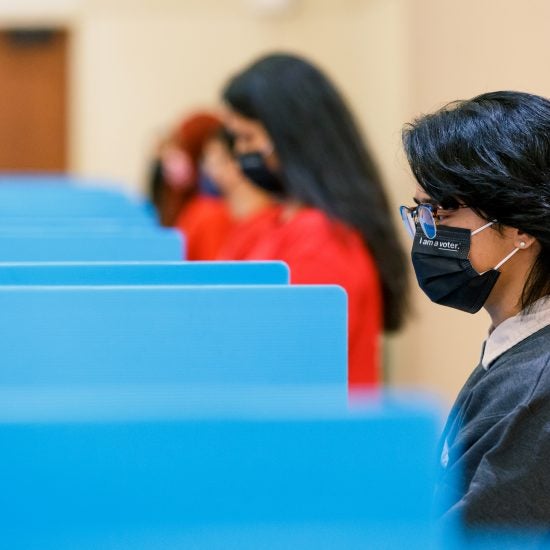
[
  {"left": 237, "top": 152, "right": 285, "bottom": 195},
  {"left": 411, "top": 224, "right": 518, "bottom": 314}
]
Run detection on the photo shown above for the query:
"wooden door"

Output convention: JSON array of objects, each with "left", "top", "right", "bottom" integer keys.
[{"left": 0, "top": 28, "right": 68, "bottom": 171}]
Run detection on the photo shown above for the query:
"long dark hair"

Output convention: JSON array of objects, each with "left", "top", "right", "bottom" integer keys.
[
  {"left": 223, "top": 53, "right": 408, "bottom": 331},
  {"left": 403, "top": 90, "right": 550, "bottom": 310}
]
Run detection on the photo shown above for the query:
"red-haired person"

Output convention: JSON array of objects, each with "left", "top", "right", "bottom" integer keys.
[{"left": 149, "top": 112, "right": 232, "bottom": 260}]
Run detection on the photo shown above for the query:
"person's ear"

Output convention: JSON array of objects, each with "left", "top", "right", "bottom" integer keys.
[{"left": 512, "top": 228, "right": 537, "bottom": 250}]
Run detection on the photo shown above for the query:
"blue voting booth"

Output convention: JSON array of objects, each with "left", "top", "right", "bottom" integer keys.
[
  {"left": 0, "top": 285, "right": 346, "bottom": 386},
  {"left": 0, "top": 216, "right": 157, "bottom": 230},
  {"left": 0, "top": 176, "right": 155, "bottom": 221},
  {"left": 0, "top": 229, "right": 183, "bottom": 261},
  {"left": 0, "top": 177, "right": 469, "bottom": 548},
  {"left": 0, "top": 261, "right": 290, "bottom": 286},
  {"left": 0, "top": 386, "right": 442, "bottom": 549},
  {"left": 0, "top": 177, "right": 183, "bottom": 260}
]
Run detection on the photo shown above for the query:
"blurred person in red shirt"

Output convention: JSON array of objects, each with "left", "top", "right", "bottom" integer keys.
[
  {"left": 219, "top": 53, "right": 409, "bottom": 387},
  {"left": 148, "top": 111, "right": 232, "bottom": 260}
]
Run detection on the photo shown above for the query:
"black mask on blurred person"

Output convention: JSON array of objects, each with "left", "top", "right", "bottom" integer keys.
[
  {"left": 411, "top": 225, "right": 502, "bottom": 314},
  {"left": 237, "top": 152, "right": 285, "bottom": 195}
]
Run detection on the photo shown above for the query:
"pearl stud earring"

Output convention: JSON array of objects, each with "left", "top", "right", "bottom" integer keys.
[{"left": 519, "top": 241, "right": 526, "bottom": 248}]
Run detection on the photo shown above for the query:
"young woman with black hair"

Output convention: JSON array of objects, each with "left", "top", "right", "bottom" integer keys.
[
  {"left": 402, "top": 91, "right": 550, "bottom": 527},
  {"left": 219, "top": 53, "right": 409, "bottom": 388}
]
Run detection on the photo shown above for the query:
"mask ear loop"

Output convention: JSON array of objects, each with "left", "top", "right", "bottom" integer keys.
[
  {"left": 473, "top": 219, "right": 522, "bottom": 274},
  {"left": 479, "top": 246, "right": 521, "bottom": 275},
  {"left": 493, "top": 247, "right": 521, "bottom": 270},
  {"left": 471, "top": 220, "right": 495, "bottom": 236}
]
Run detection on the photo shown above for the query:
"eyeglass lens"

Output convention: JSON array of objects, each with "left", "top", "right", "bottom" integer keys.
[
  {"left": 399, "top": 204, "right": 438, "bottom": 239},
  {"left": 418, "top": 205, "right": 437, "bottom": 239},
  {"left": 399, "top": 206, "right": 416, "bottom": 239}
]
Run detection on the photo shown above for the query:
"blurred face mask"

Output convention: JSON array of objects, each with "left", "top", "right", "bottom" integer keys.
[
  {"left": 411, "top": 222, "right": 520, "bottom": 313},
  {"left": 237, "top": 151, "right": 285, "bottom": 195},
  {"left": 197, "top": 168, "right": 221, "bottom": 198}
]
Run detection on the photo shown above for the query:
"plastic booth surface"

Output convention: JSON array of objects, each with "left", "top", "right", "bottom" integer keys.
[
  {"left": 0, "top": 285, "right": 346, "bottom": 386},
  {"left": 0, "top": 176, "right": 155, "bottom": 221},
  {"left": 0, "top": 229, "right": 183, "bottom": 261},
  {"left": 0, "top": 216, "right": 157, "bottom": 230},
  {"left": 0, "top": 261, "right": 290, "bottom": 286},
  {"left": 0, "top": 386, "right": 442, "bottom": 549}
]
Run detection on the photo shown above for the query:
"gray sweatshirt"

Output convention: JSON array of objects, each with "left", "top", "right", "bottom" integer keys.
[{"left": 436, "top": 322, "right": 550, "bottom": 527}]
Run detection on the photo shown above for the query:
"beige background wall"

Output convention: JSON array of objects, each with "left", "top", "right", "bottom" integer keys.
[
  {"left": 2, "top": 0, "right": 549, "bottom": 406},
  {"left": 70, "top": 0, "right": 410, "bottom": 195}
]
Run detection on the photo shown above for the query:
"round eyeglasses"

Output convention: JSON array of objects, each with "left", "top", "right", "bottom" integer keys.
[{"left": 399, "top": 204, "right": 438, "bottom": 239}]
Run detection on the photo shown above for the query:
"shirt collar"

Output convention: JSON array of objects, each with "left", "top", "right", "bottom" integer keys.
[{"left": 481, "top": 295, "right": 550, "bottom": 369}]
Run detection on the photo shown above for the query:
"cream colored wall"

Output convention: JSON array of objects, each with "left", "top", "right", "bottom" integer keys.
[
  {"left": 411, "top": 0, "right": 550, "bottom": 109},
  {"left": 71, "top": 0, "right": 409, "bottom": 195},
  {"left": 4, "top": 0, "right": 548, "bottom": 406},
  {"left": 73, "top": 2, "right": 269, "bottom": 190}
]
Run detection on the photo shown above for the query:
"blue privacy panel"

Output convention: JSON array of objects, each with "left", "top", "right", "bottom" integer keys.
[
  {"left": 0, "top": 176, "right": 155, "bottom": 220},
  {"left": 0, "top": 215, "right": 156, "bottom": 229},
  {"left": 0, "top": 285, "right": 346, "bottom": 385},
  {"left": 0, "top": 229, "right": 183, "bottom": 261},
  {"left": 0, "top": 386, "right": 441, "bottom": 549},
  {"left": 0, "top": 261, "right": 289, "bottom": 285}
]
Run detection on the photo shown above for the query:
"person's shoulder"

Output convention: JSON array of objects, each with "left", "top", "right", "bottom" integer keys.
[
  {"left": 284, "top": 207, "right": 328, "bottom": 230},
  {"left": 289, "top": 208, "right": 347, "bottom": 232},
  {"left": 496, "top": 324, "right": 550, "bottom": 372},
  {"left": 278, "top": 208, "right": 380, "bottom": 290},
  {"left": 468, "top": 325, "right": 550, "bottom": 419},
  {"left": 179, "top": 195, "right": 230, "bottom": 224},
  {"left": 512, "top": 325, "right": 550, "bottom": 401},
  {"left": 193, "top": 195, "right": 229, "bottom": 215},
  {"left": 271, "top": 208, "right": 330, "bottom": 252},
  {"left": 245, "top": 204, "right": 282, "bottom": 225},
  {"left": 217, "top": 205, "right": 282, "bottom": 261}
]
